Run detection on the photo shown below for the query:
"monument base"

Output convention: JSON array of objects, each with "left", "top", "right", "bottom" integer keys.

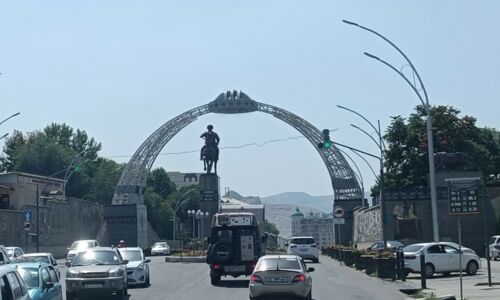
[
  {"left": 103, "top": 204, "right": 148, "bottom": 248},
  {"left": 199, "top": 174, "right": 220, "bottom": 237}
]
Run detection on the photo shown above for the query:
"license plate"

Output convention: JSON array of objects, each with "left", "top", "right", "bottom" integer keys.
[
  {"left": 266, "top": 277, "right": 288, "bottom": 283},
  {"left": 223, "top": 265, "right": 245, "bottom": 272},
  {"left": 299, "top": 248, "right": 308, "bottom": 252},
  {"left": 85, "top": 284, "right": 103, "bottom": 288}
]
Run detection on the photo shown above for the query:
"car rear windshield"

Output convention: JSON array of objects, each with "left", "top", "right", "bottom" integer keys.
[
  {"left": 20, "top": 255, "right": 49, "bottom": 263},
  {"left": 70, "top": 241, "right": 94, "bottom": 250},
  {"left": 256, "top": 258, "right": 301, "bottom": 271},
  {"left": 403, "top": 245, "right": 424, "bottom": 253},
  {"left": 291, "top": 238, "right": 315, "bottom": 245},
  {"left": 490, "top": 237, "right": 498, "bottom": 245},
  {"left": 72, "top": 250, "right": 120, "bottom": 266},
  {"left": 120, "top": 250, "right": 142, "bottom": 262},
  {"left": 17, "top": 267, "right": 39, "bottom": 289},
  {"left": 153, "top": 243, "right": 167, "bottom": 247}
]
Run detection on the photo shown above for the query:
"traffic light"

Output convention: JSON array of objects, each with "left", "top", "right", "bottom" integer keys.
[{"left": 317, "top": 129, "right": 332, "bottom": 149}]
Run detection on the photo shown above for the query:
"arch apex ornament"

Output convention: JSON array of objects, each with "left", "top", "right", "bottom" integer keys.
[
  {"left": 112, "top": 91, "right": 362, "bottom": 205},
  {"left": 208, "top": 90, "right": 258, "bottom": 114}
]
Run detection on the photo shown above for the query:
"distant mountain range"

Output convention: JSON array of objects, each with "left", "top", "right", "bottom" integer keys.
[{"left": 262, "top": 192, "right": 333, "bottom": 212}]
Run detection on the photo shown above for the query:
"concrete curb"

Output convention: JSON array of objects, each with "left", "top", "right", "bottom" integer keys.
[{"left": 165, "top": 256, "right": 206, "bottom": 263}]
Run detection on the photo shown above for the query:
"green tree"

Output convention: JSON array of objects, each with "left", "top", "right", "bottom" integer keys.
[
  {"left": 377, "top": 105, "right": 500, "bottom": 195},
  {"left": 0, "top": 123, "right": 107, "bottom": 200},
  {"left": 84, "top": 158, "right": 125, "bottom": 205},
  {"left": 262, "top": 220, "right": 280, "bottom": 236}
]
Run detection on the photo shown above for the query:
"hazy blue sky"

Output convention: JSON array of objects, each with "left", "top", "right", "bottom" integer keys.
[{"left": 1, "top": 1, "right": 499, "bottom": 198}]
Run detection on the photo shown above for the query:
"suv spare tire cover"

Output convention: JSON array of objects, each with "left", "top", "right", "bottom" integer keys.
[{"left": 210, "top": 241, "right": 233, "bottom": 263}]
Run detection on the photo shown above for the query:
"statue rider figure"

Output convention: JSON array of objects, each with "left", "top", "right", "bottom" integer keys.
[{"left": 200, "top": 125, "right": 220, "bottom": 161}]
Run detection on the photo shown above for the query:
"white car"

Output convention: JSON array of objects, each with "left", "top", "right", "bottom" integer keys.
[
  {"left": 19, "top": 252, "right": 60, "bottom": 277},
  {"left": 489, "top": 235, "right": 500, "bottom": 260},
  {"left": 66, "top": 240, "right": 99, "bottom": 263},
  {"left": 118, "top": 247, "right": 151, "bottom": 287},
  {"left": 403, "top": 242, "right": 481, "bottom": 278},
  {"left": 151, "top": 242, "right": 170, "bottom": 256},
  {"left": 287, "top": 237, "right": 320, "bottom": 263},
  {"left": 5, "top": 247, "right": 24, "bottom": 262}
]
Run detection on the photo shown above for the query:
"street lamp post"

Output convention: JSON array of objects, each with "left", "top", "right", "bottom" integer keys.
[
  {"left": 343, "top": 20, "right": 440, "bottom": 242},
  {"left": 196, "top": 211, "right": 210, "bottom": 238},
  {"left": 337, "top": 105, "right": 387, "bottom": 248},
  {"left": 0, "top": 112, "right": 20, "bottom": 126},
  {"left": 187, "top": 210, "right": 196, "bottom": 238}
]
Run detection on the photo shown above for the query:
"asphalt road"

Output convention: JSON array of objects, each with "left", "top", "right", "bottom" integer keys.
[{"left": 59, "top": 255, "right": 407, "bottom": 300}]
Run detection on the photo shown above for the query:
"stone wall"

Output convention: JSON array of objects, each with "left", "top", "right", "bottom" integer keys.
[
  {"left": 0, "top": 197, "right": 103, "bottom": 257},
  {"left": 353, "top": 205, "right": 381, "bottom": 247}
]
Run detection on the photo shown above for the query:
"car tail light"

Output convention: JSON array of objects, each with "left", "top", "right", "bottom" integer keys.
[
  {"left": 250, "top": 275, "right": 263, "bottom": 283},
  {"left": 311, "top": 244, "right": 317, "bottom": 248},
  {"left": 292, "top": 274, "right": 305, "bottom": 283},
  {"left": 213, "top": 263, "right": 221, "bottom": 270},
  {"left": 290, "top": 245, "right": 297, "bottom": 248}
]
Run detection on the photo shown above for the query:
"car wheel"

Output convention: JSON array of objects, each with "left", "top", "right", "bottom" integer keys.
[
  {"left": 424, "top": 263, "right": 435, "bottom": 278},
  {"left": 210, "top": 275, "right": 221, "bottom": 285},
  {"left": 66, "top": 291, "right": 75, "bottom": 300},
  {"left": 249, "top": 296, "right": 260, "bottom": 300},
  {"left": 146, "top": 272, "right": 150, "bottom": 286},
  {"left": 301, "top": 290, "right": 312, "bottom": 300},
  {"left": 466, "top": 261, "right": 478, "bottom": 275}
]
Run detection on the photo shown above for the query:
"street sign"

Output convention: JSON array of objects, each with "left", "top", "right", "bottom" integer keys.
[
  {"left": 446, "top": 178, "right": 481, "bottom": 215},
  {"left": 333, "top": 218, "right": 345, "bottom": 225},
  {"left": 333, "top": 206, "right": 345, "bottom": 218},
  {"left": 23, "top": 221, "right": 32, "bottom": 231},
  {"left": 22, "top": 210, "right": 33, "bottom": 222}
]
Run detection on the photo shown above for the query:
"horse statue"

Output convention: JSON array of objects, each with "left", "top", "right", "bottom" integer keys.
[{"left": 200, "top": 125, "right": 220, "bottom": 174}]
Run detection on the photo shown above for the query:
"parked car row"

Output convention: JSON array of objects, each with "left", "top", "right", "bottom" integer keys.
[{"left": 0, "top": 245, "right": 63, "bottom": 300}]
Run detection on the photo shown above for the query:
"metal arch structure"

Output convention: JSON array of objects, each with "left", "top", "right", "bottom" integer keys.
[{"left": 112, "top": 91, "right": 362, "bottom": 205}]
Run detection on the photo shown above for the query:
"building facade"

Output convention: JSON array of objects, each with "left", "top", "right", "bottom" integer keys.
[
  {"left": 291, "top": 207, "right": 334, "bottom": 247},
  {"left": 166, "top": 172, "right": 204, "bottom": 189}
]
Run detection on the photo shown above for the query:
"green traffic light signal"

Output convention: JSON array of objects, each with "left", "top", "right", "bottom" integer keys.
[{"left": 323, "top": 141, "right": 332, "bottom": 148}]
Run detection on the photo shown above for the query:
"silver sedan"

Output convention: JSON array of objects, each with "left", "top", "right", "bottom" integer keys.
[{"left": 249, "top": 255, "right": 314, "bottom": 300}]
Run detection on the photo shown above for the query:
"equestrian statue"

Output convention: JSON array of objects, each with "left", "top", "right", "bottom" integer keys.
[{"left": 200, "top": 125, "right": 220, "bottom": 174}]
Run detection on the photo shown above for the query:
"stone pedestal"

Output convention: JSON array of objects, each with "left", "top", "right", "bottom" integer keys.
[
  {"left": 103, "top": 204, "right": 148, "bottom": 248},
  {"left": 198, "top": 174, "right": 220, "bottom": 238}
]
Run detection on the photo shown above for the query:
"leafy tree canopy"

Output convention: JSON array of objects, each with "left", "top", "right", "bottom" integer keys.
[{"left": 374, "top": 105, "right": 500, "bottom": 195}]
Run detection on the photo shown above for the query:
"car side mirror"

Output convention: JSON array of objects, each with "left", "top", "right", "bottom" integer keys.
[
  {"left": 46, "top": 282, "right": 54, "bottom": 289},
  {"left": 66, "top": 247, "right": 70, "bottom": 251},
  {"left": 121, "top": 260, "right": 129, "bottom": 265},
  {"left": 65, "top": 262, "right": 71, "bottom": 267},
  {"left": 307, "top": 267, "right": 315, "bottom": 273},
  {"left": 145, "top": 259, "right": 151, "bottom": 263}
]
